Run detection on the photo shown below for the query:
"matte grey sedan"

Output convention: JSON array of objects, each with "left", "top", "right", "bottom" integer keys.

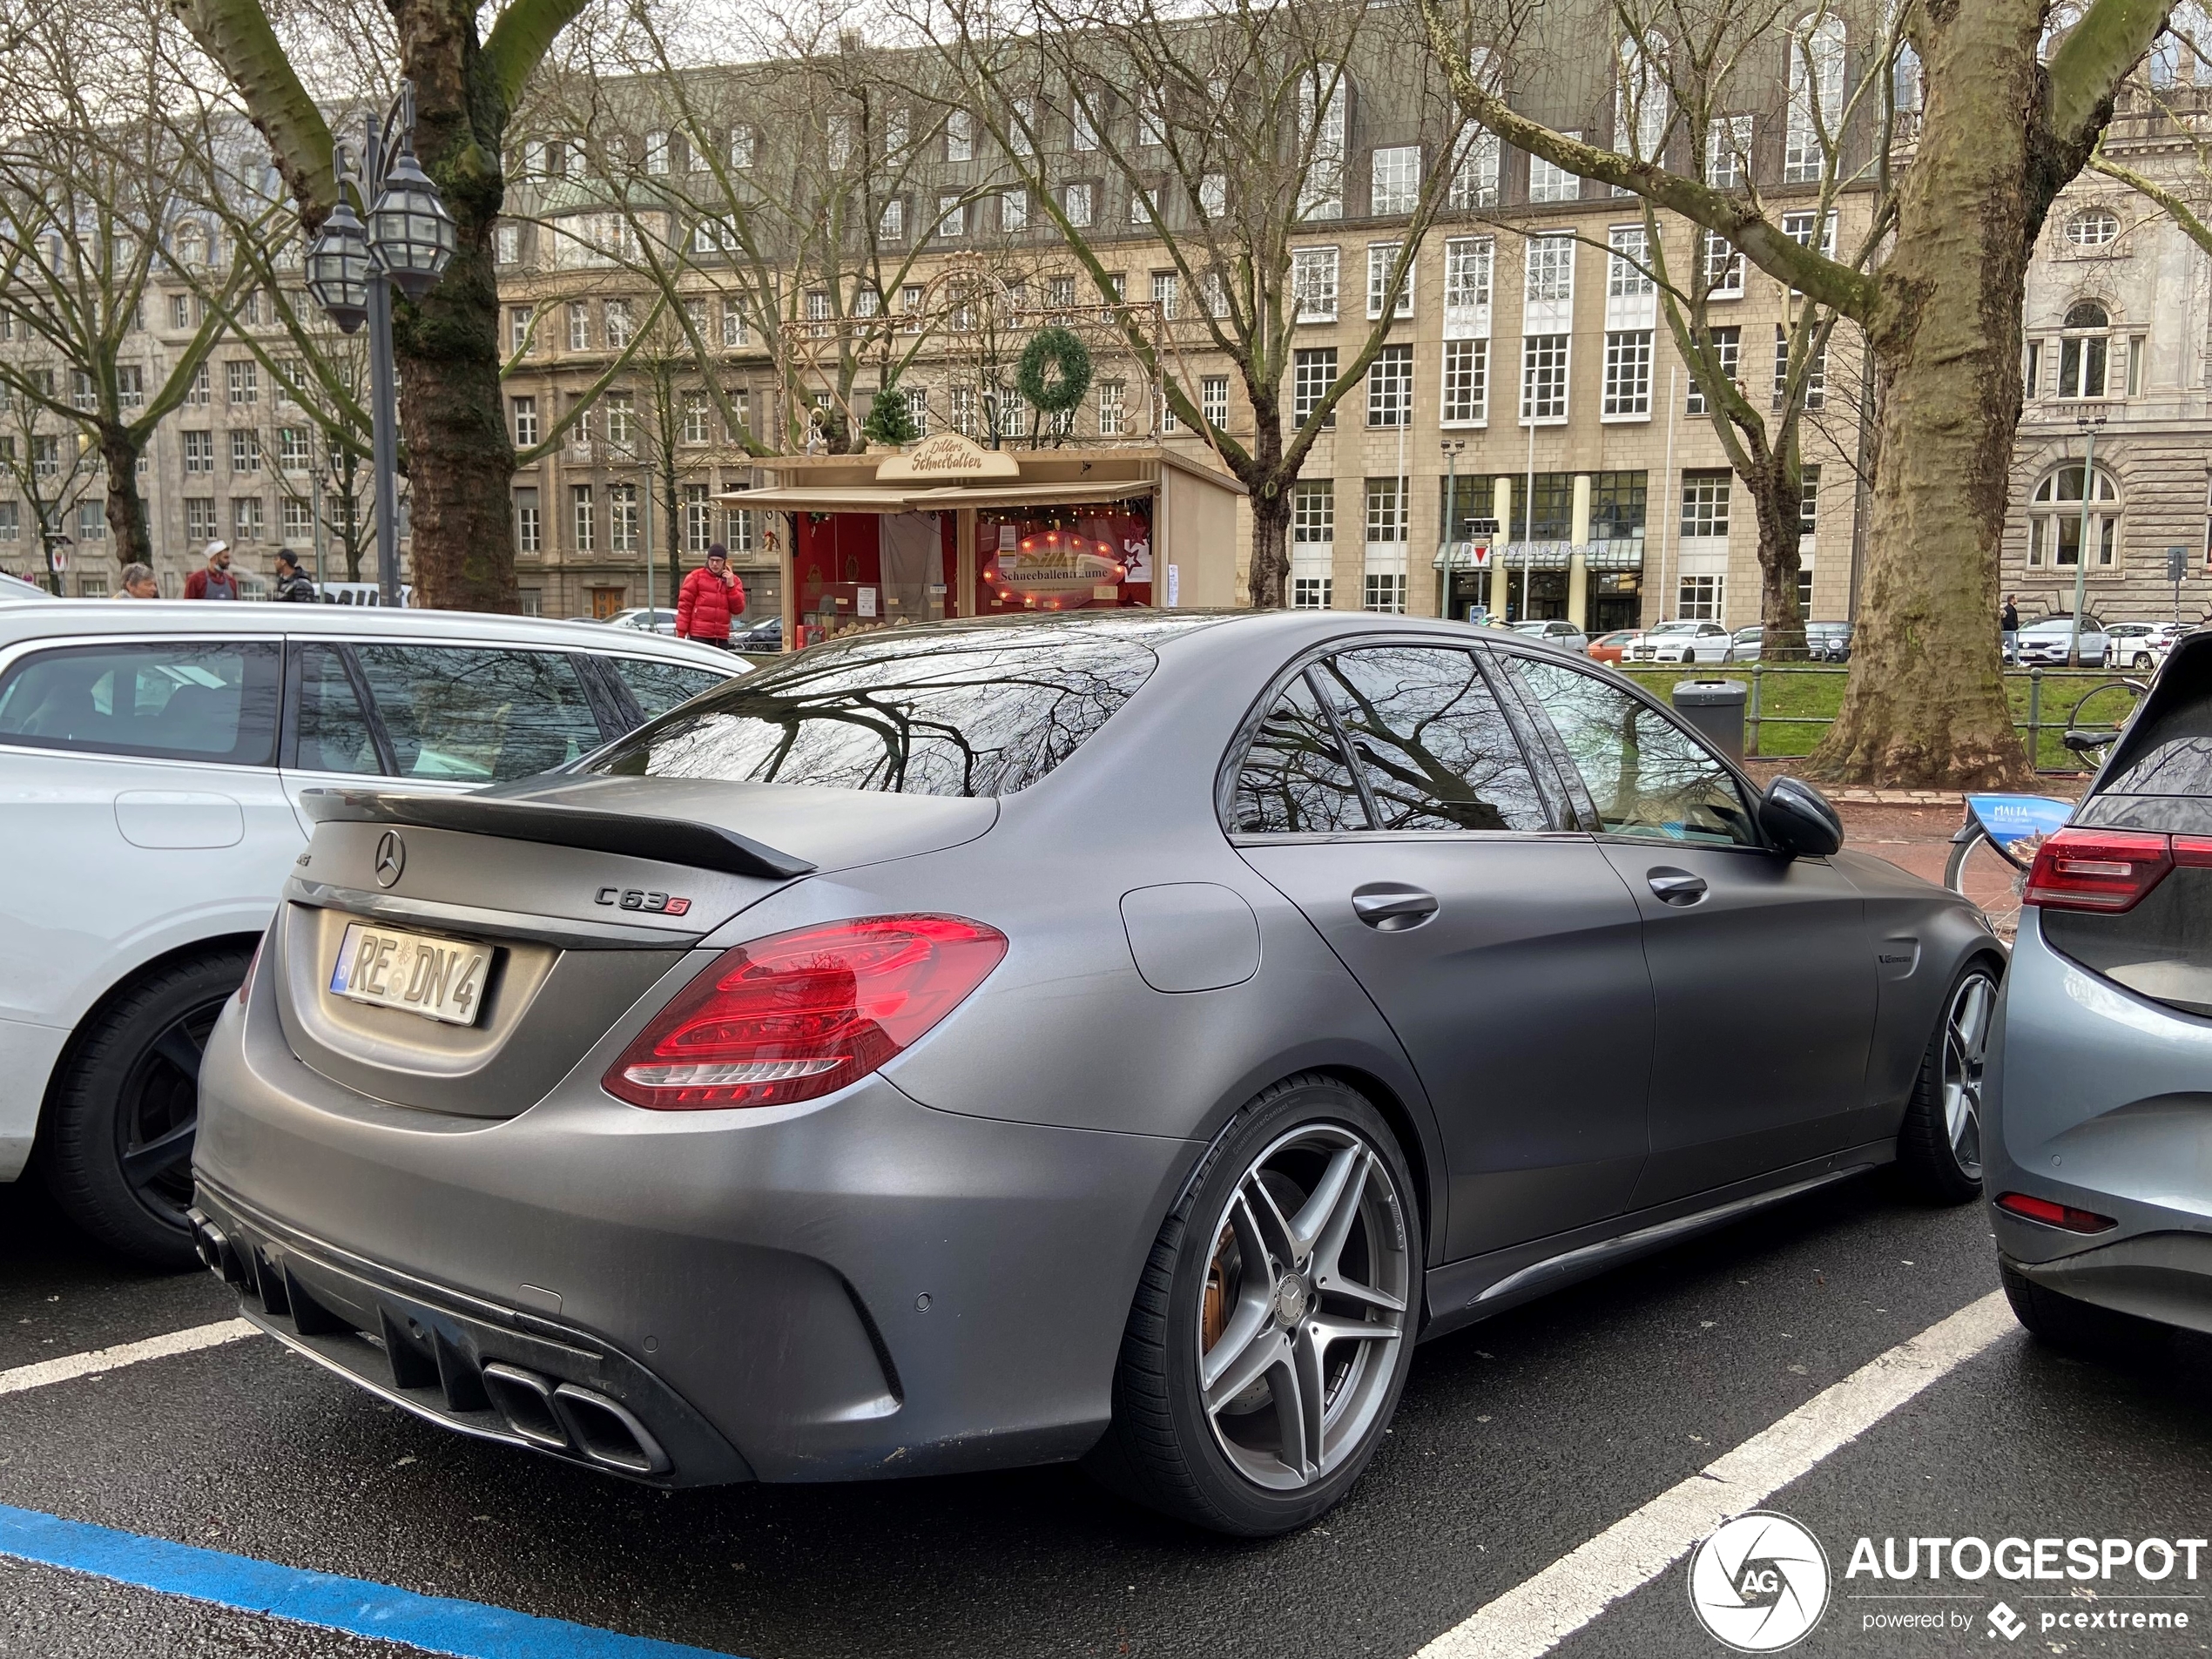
[{"left": 192, "top": 611, "right": 1998, "bottom": 1535}]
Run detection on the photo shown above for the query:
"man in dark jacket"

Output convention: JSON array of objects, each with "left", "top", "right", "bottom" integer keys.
[
  {"left": 271, "top": 550, "right": 318, "bottom": 603},
  {"left": 676, "top": 543, "right": 743, "bottom": 647}
]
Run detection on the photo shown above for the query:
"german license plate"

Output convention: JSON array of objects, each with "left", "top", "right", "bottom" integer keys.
[{"left": 329, "top": 922, "right": 491, "bottom": 1026}]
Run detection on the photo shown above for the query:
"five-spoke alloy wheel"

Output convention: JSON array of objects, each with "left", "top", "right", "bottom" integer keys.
[{"left": 1089, "top": 1076, "right": 1421, "bottom": 1535}]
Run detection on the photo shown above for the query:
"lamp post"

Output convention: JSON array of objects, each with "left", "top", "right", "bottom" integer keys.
[
  {"left": 1439, "top": 438, "right": 1467, "bottom": 619},
  {"left": 2068, "top": 410, "right": 2106, "bottom": 668},
  {"left": 301, "top": 81, "right": 456, "bottom": 608}
]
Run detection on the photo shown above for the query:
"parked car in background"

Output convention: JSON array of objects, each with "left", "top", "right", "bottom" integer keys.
[
  {"left": 732, "top": 616, "right": 785, "bottom": 651},
  {"left": 315, "top": 583, "right": 415, "bottom": 608},
  {"left": 1726, "top": 625, "right": 1763, "bottom": 663},
  {"left": 2104, "top": 621, "right": 2187, "bottom": 669},
  {"left": 1588, "top": 629, "right": 1643, "bottom": 665},
  {"left": 1807, "top": 621, "right": 1853, "bottom": 663},
  {"left": 0, "top": 572, "right": 57, "bottom": 604},
  {"left": 1508, "top": 618, "right": 1589, "bottom": 655},
  {"left": 2013, "top": 614, "right": 2110, "bottom": 667},
  {"left": 1986, "top": 630, "right": 2211, "bottom": 1358},
  {"left": 192, "top": 610, "right": 1993, "bottom": 1537},
  {"left": 606, "top": 607, "right": 679, "bottom": 636},
  {"left": 1627, "top": 620, "right": 1733, "bottom": 664},
  {"left": 0, "top": 604, "right": 745, "bottom": 1267}
]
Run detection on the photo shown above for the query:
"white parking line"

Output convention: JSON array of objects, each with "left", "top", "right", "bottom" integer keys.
[
  {"left": 0, "top": 1320, "right": 258, "bottom": 1399},
  {"left": 1413, "top": 1290, "right": 2016, "bottom": 1659}
]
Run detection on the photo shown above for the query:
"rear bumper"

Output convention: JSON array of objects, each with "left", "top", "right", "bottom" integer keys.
[
  {"left": 192, "top": 955, "right": 1199, "bottom": 1485},
  {"left": 1985, "top": 913, "right": 2212, "bottom": 1327}
]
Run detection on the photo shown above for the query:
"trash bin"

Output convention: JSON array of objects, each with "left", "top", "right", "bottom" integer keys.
[{"left": 1672, "top": 678, "right": 1748, "bottom": 762}]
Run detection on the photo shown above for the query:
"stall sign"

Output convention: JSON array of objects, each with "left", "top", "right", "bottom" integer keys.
[{"left": 986, "top": 529, "right": 1126, "bottom": 610}]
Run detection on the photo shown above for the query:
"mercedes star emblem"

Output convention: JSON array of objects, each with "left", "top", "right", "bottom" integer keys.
[{"left": 373, "top": 831, "right": 406, "bottom": 888}]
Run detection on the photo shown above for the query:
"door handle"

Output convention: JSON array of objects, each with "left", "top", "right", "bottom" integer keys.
[
  {"left": 1352, "top": 886, "right": 1440, "bottom": 931},
  {"left": 1647, "top": 869, "right": 1709, "bottom": 907}
]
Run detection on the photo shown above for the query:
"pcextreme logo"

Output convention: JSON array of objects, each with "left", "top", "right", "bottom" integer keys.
[{"left": 1689, "top": 1512, "right": 1832, "bottom": 1652}]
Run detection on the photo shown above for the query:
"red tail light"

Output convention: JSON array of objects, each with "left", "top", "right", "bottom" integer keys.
[
  {"left": 603, "top": 914, "right": 1007, "bottom": 1111},
  {"left": 1995, "top": 1191, "right": 2118, "bottom": 1233},
  {"left": 2022, "top": 828, "right": 2175, "bottom": 913}
]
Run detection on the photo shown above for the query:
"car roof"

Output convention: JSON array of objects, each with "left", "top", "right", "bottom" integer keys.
[{"left": 0, "top": 600, "right": 744, "bottom": 670}]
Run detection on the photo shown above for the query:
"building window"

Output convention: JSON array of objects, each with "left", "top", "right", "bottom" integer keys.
[
  {"left": 1366, "top": 344, "right": 1413, "bottom": 427},
  {"left": 117, "top": 366, "right": 145, "bottom": 409},
  {"left": 1371, "top": 145, "right": 1421, "bottom": 214},
  {"left": 1772, "top": 326, "right": 1827, "bottom": 408},
  {"left": 685, "top": 484, "right": 712, "bottom": 552},
  {"left": 2067, "top": 207, "right": 2120, "bottom": 247},
  {"left": 1001, "top": 188, "right": 1027, "bottom": 233},
  {"left": 1293, "top": 576, "right": 1334, "bottom": 610},
  {"left": 605, "top": 391, "right": 634, "bottom": 448},
  {"left": 1525, "top": 234, "right": 1575, "bottom": 302},
  {"left": 605, "top": 300, "right": 631, "bottom": 348},
  {"left": 1367, "top": 242, "right": 1412, "bottom": 318},
  {"left": 2027, "top": 463, "right": 2120, "bottom": 567},
  {"left": 1706, "top": 115, "right": 1754, "bottom": 187},
  {"left": 1782, "top": 208, "right": 1839, "bottom": 260},
  {"left": 945, "top": 109, "right": 974, "bottom": 162},
  {"left": 1365, "top": 475, "right": 1407, "bottom": 544},
  {"left": 184, "top": 364, "right": 209, "bottom": 408},
  {"left": 225, "top": 496, "right": 260, "bottom": 543},
  {"left": 610, "top": 483, "right": 638, "bottom": 553},
  {"left": 1293, "top": 347, "right": 1339, "bottom": 428},
  {"left": 514, "top": 488, "right": 540, "bottom": 553},
  {"left": 1677, "top": 573, "right": 1724, "bottom": 620},
  {"left": 30, "top": 435, "right": 56, "bottom": 478},
  {"left": 2057, "top": 300, "right": 2112, "bottom": 398},
  {"left": 185, "top": 498, "right": 217, "bottom": 541},
  {"left": 1527, "top": 134, "right": 1582, "bottom": 202},
  {"left": 722, "top": 301, "right": 747, "bottom": 348},
  {"left": 226, "top": 361, "right": 257, "bottom": 405},
  {"left": 1450, "top": 130, "right": 1500, "bottom": 209},
  {"left": 1097, "top": 381, "right": 1126, "bottom": 436},
  {"left": 1298, "top": 67, "right": 1346, "bottom": 219},
  {"left": 496, "top": 224, "right": 521, "bottom": 266},
  {"left": 1202, "top": 375, "right": 1230, "bottom": 429},
  {"left": 1441, "top": 339, "right": 1488, "bottom": 425},
  {"left": 1151, "top": 271, "right": 1179, "bottom": 320},
  {"left": 683, "top": 393, "right": 711, "bottom": 444},
  {"left": 76, "top": 501, "right": 105, "bottom": 541},
  {"left": 1292, "top": 246, "right": 1340, "bottom": 321},
  {"left": 1686, "top": 327, "right": 1741, "bottom": 414},
  {"left": 1589, "top": 471, "right": 1648, "bottom": 540},
  {"left": 1443, "top": 236, "right": 1493, "bottom": 311},
  {"left": 1199, "top": 173, "right": 1227, "bottom": 218},
  {"left": 1608, "top": 225, "right": 1654, "bottom": 295},
  {"left": 1064, "top": 181, "right": 1094, "bottom": 227},
  {"left": 510, "top": 396, "right": 538, "bottom": 447},
  {"left": 230, "top": 430, "right": 260, "bottom": 473},
  {"left": 568, "top": 302, "right": 590, "bottom": 351},
  {"left": 1784, "top": 17, "right": 1847, "bottom": 184},
  {"left": 1520, "top": 334, "right": 1570, "bottom": 422},
  {"left": 1800, "top": 465, "right": 1820, "bottom": 536},
  {"left": 282, "top": 498, "right": 312, "bottom": 541},
  {"left": 1702, "top": 231, "right": 1744, "bottom": 298},
  {"left": 182, "top": 430, "right": 212, "bottom": 474},
  {"left": 1602, "top": 331, "right": 1653, "bottom": 417},
  {"left": 572, "top": 485, "right": 595, "bottom": 552},
  {"left": 1681, "top": 469, "right": 1731, "bottom": 537},
  {"left": 936, "top": 193, "right": 966, "bottom": 239},
  {"left": 1294, "top": 478, "right": 1335, "bottom": 546},
  {"left": 1362, "top": 572, "right": 1406, "bottom": 613},
  {"left": 172, "top": 293, "right": 193, "bottom": 330},
  {"left": 278, "top": 427, "right": 310, "bottom": 469}
]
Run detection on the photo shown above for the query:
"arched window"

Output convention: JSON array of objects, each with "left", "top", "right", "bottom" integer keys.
[
  {"left": 2066, "top": 207, "right": 2120, "bottom": 246},
  {"left": 1616, "top": 33, "right": 1671, "bottom": 164},
  {"left": 2150, "top": 31, "right": 2182, "bottom": 86},
  {"left": 1298, "top": 64, "right": 1348, "bottom": 219},
  {"left": 2056, "top": 300, "right": 2113, "bottom": 399},
  {"left": 2029, "top": 464, "right": 2119, "bottom": 569},
  {"left": 1784, "top": 16, "right": 1847, "bottom": 182}
]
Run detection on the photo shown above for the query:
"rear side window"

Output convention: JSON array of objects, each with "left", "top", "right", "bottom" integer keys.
[
  {"left": 1231, "top": 671, "right": 1369, "bottom": 833},
  {"left": 292, "top": 644, "right": 380, "bottom": 774},
  {"left": 1311, "top": 647, "right": 1549, "bottom": 831},
  {"left": 0, "top": 641, "right": 279, "bottom": 765},
  {"left": 1512, "top": 658, "right": 1757, "bottom": 846},
  {"left": 608, "top": 656, "right": 729, "bottom": 722},
  {"left": 352, "top": 645, "right": 603, "bottom": 781},
  {"left": 590, "top": 632, "right": 1157, "bottom": 796}
]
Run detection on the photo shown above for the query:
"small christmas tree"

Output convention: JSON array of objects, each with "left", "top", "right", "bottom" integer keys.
[{"left": 862, "top": 382, "right": 921, "bottom": 447}]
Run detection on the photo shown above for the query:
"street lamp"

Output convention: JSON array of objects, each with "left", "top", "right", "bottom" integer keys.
[{"left": 302, "top": 80, "right": 455, "bottom": 606}]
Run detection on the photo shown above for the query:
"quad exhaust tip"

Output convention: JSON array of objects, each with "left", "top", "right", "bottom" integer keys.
[{"left": 481, "top": 1362, "right": 671, "bottom": 1476}]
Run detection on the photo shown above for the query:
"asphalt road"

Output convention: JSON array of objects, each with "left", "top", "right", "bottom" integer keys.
[{"left": 7, "top": 1146, "right": 2212, "bottom": 1659}]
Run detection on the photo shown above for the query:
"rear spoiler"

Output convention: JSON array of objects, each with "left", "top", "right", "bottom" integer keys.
[{"left": 300, "top": 788, "right": 817, "bottom": 880}]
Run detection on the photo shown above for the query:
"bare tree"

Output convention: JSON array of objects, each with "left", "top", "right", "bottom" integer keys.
[
  {"left": 0, "top": 378, "right": 99, "bottom": 592},
  {"left": 904, "top": 0, "right": 1469, "bottom": 606},
  {"left": 1420, "top": 0, "right": 2175, "bottom": 786}
]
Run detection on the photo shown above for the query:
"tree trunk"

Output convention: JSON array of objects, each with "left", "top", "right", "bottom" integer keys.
[
  {"left": 1745, "top": 452, "right": 1809, "bottom": 663},
  {"left": 388, "top": 0, "right": 519, "bottom": 615},
  {"left": 98, "top": 425, "right": 152, "bottom": 570},
  {"left": 1810, "top": 0, "right": 2054, "bottom": 786},
  {"left": 1244, "top": 417, "right": 1290, "bottom": 609}
]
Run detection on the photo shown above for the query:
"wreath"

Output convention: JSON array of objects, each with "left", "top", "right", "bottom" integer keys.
[{"left": 1016, "top": 326, "right": 1093, "bottom": 415}]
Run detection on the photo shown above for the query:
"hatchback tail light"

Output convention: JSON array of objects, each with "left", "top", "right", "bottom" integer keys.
[
  {"left": 1995, "top": 1191, "right": 2118, "bottom": 1233},
  {"left": 603, "top": 914, "right": 1008, "bottom": 1110},
  {"left": 2022, "top": 828, "right": 2175, "bottom": 913}
]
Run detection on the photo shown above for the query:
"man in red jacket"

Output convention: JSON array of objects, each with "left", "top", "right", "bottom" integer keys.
[{"left": 676, "top": 543, "right": 742, "bottom": 647}]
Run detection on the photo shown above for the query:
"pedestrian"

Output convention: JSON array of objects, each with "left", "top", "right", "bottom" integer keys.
[
  {"left": 270, "top": 550, "right": 318, "bottom": 603},
  {"left": 116, "top": 563, "right": 159, "bottom": 598},
  {"left": 676, "top": 543, "right": 743, "bottom": 648},
  {"left": 2001, "top": 593, "right": 2020, "bottom": 656},
  {"left": 183, "top": 540, "right": 239, "bottom": 601}
]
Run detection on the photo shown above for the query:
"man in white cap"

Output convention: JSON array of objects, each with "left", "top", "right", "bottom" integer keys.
[{"left": 184, "top": 540, "right": 238, "bottom": 601}]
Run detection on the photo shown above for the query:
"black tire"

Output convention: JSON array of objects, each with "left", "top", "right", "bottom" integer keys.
[
  {"left": 1896, "top": 959, "right": 2002, "bottom": 1204},
  {"left": 1084, "top": 1075, "right": 1422, "bottom": 1536},
  {"left": 38, "top": 947, "right": 252, "bottom": 1269},
  {"left": 2000, "top": 1260, "right": 2169, "bottom": 1358}
]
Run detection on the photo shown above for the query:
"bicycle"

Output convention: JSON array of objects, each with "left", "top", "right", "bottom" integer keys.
[{"left": 1943, "top": 678, "right": 2147, "bottom": 937}]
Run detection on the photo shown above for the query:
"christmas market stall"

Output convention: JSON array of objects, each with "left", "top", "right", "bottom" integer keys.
[{"left": 717, "top": 434, "right": 1245, "bottom": 647}]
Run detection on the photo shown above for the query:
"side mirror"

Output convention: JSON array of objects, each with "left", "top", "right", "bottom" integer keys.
[{"left": 1760, "top": 776, "right": 1844, "bottom": 858}]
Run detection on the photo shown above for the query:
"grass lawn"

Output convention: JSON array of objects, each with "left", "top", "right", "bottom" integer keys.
[{"left": 1618, "top": 664, "right": 2138, "bottom": 768}]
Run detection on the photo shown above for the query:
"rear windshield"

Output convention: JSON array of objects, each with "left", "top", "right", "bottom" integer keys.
[
  {"left": 585, "top": 630, "right": 1158, "bottom": 796},
  {"left": 2101, "top": 686, "right": 2212, "bottom": 798}
]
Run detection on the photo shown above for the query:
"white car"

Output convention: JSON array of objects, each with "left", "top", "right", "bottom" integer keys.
[
  {"left": 2104, "top": 621, "right": 2188, "bottom": 669},
  {"left": 1507, "top": 618, "right": 1590, "bottom": 655},
  {"left": 0, "top": 603, "right": 744, "bottom": 1264},
  {"left": 0, "top": 571, "right": 57, "bottom": 604},
  {"left": 604, "top": 607, "right": 679, "bottom": 635},
  {"left": 1626, "top": 620, "right": 1734, "bottom": 664}
]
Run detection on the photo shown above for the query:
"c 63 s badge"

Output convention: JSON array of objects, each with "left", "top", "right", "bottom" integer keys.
[{"left": 596, "top": 887, "right": 692, "bottom": 917}]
